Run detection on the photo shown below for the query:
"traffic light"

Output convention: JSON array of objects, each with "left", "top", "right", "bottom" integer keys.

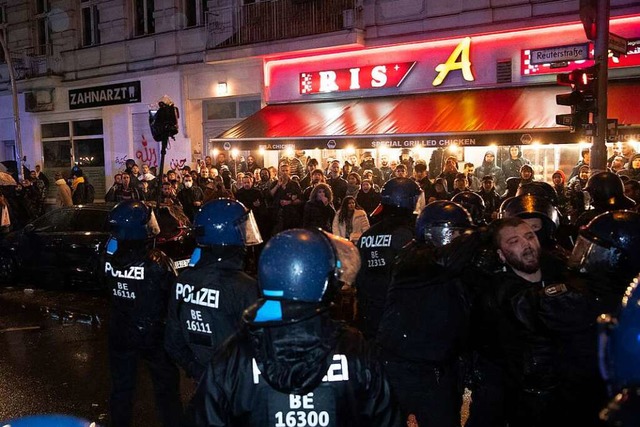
[
  {"left": 555, "top": 66, "right": 597, "bottom": 134},
  {"left": 579, "top": 0, "right": 597, "bottom": 41}
]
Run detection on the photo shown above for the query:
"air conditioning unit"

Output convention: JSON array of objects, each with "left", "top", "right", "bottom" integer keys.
[{"left": 25, "top": 89, "right": 55, "bottom": 113}]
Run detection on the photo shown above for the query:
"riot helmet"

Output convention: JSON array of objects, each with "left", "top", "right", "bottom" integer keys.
[
  {"left": 516, "top": 181, "right": 559, "bottom": 206},
  {"left": 451, "top": 191, "right": 486, "bottom": 225},
  {"left": 416, "top": 200, "right": 474, "bottom": 247},
  {"left": 371, "top": 177, "right": 422, "bottom": 216},
  {"left": 499, "top": 194, "right": 560, "bottom": 243},
  {"left": 584, "top": 171, "right": 636, "bottom": 210},
  {"left": 568, "top": 210, "right": 640, "bottom": 277},
  {"left": 1, "top": 415, "right": 95, "bottom": 427},
  {"left": 193, "top": 198, "right": 262, "bottom": 247},
  {"left": 108, "top": 200, "right": 152, "bottom": 241},
  {"left": 599, "top": 275, "right": 640, "bottom": 394},
  {"left": 257, "top": 228, "right": 360, "bottom": 307}
]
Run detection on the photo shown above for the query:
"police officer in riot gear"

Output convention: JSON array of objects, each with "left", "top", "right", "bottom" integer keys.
[
  {"left": 599, "top": 274, "right": 640, "bottom": 426},
  {"left": 354, "top": 177, "right": 422, "bottom": 339},
  {"left": 183, "top": 228, "right": 402, "bottom": 427},
  {"left": 165, "top": 198, "right": 261, "bottom": 381},
  {"left": 378, "top": 200, "right": 474, "bottom": 426},
  {"left": 569, "top": 210, "right": 640, "bottom": 315},
  {"left": 105, "top": 200, "right": 182, "bottom": 427},
  {"left": 451, "top": 191, "right": 487, "bottom": 226},
  {"left": 575, "top": 172, "right": 636, "bottom": 228},
  {"left": 516, "top": 181, "right": 559, "bottom": 207}
]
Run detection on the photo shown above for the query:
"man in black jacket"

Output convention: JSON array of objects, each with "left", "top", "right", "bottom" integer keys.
[
  {"left": 467, "top": 217, "right": 597, "bottom": 427},
  {"left": 165, "top": 199, "right": 261, "bottom": 381},
  {"left": 326, "top": 159, "right": 348, "bottom": 208},
  {"left": 182, "top": 228, "right": 402, "bottom": 427},
  {"left": 177, "top": 174, "right": 204, "bottom": 222},
  {"left": 105, "top": 201, "right": 182, "bottom": 427}
]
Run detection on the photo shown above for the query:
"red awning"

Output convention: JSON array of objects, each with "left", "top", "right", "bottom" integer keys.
[{"left": 212, "top": 82, "right": 640, "bottom": 150}]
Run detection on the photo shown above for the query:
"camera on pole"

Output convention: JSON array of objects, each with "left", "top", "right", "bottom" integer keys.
[
  {"left": 555, "top": 66, "right": 597, "bottom": 134},
  {"left": 148, "top": 95, "right": 179, "bottom": 209},
  {"left": 149, "top": 95, "right": 179, "bottom": 142}
]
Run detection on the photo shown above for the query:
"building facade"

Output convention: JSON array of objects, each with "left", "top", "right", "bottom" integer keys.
[{"left": 0, "top": 0, "right": 639, "bottom": 199}]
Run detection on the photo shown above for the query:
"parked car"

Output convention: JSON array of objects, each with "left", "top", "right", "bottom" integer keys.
[{"left": 0, "top": 203, "right": 196, "bottom": 289}]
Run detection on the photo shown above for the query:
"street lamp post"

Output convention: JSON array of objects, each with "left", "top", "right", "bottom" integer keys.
[{"left": 0, "top": 31, "right": 25, "bottom": 182}]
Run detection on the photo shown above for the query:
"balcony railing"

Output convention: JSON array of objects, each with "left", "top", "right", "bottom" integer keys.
[
  {"left": 207, "top": 0, "right": 363, "bottom": 49},
  {"left": 9, "top": 44, "right": 57, "bottom": 80}
]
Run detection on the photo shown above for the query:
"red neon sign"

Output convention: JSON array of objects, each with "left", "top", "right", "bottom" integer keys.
[
  {"left": 521, "top": 38, "right": 640, "bottom": 75},
  {"left": 300, "top": 62, "right": 416, "bottom": 95}
]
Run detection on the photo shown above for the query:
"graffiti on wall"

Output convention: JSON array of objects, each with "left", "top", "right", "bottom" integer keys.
[
  {"left": 136, "top": 134, "right": 158, "bottom": 167},
  {"left": 115, "top": 155, "right": 129, "bottom": 169},
  {"left": 169, "top": 157, "right": 187, "bottom": 171}
]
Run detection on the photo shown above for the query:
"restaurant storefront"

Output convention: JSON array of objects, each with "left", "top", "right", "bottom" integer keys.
[{"left": 207, "top": 14, "right": 640, "bottom": 180}]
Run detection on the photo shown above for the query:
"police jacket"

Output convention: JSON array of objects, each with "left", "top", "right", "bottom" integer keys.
[
  {"left": 377, "top": 239, "right": 471, "bottom": 364},
  {"left": 165, "top": 247, "right": 258, "bottom": 379},
  {"left": 183, "top": 302, "right": 403, "bottom": 427},
  {"left": 106, "top": 242, "right": 176, "bottom": 342},
  {"left": 354, "top": 213, "right": 415, "bottom": 339}
]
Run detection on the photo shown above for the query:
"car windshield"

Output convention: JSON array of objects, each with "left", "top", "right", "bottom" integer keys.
[
  {"left": 30, "top": 209, "right": 75, "bottom": 232},
  {"left": 73, "top": 209, "right": 109, "bottom": 233}
]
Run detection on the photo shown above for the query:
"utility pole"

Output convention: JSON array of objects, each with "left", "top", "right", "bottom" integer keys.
[
  {"left": 591, "top": 0, "right": 610, "bottom": 173},
  {"left": 0, "top": 31, "right": 25, "bottom": 182}
]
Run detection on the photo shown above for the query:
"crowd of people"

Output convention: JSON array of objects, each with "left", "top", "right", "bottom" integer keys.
[{"left": 2, "top": 142, "right": 640, "bottom": 427}]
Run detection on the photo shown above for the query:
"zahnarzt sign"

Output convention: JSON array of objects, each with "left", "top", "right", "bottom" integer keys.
[{"left": 69, "top": 81, "right": 142, "bottom": 110}]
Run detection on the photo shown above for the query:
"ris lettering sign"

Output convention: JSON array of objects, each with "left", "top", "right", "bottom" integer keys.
[
  {"left": 69, "top": 81, "right": 142, "bottom": 110},
  {"left": 300, "top": 62, "right": 416, "bottom": 94}
]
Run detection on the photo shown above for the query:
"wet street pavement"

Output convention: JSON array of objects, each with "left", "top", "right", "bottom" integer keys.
[
  {"left": 0, "top": 286, "right": 195, "bottom": 425},
  {"left": 1, "top": 285, "right": 471, "bottom": 426}
]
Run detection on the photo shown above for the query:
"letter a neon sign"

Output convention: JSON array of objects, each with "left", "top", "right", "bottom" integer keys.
[{"left": 433, "top": 37, "right": 475, "bottom": 86}]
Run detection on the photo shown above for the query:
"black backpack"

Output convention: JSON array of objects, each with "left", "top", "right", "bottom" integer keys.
[{"left": 84, "top": 182, "right": 95, "bottom": 203}]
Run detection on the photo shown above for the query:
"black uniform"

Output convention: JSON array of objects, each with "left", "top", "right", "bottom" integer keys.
[
  {"left": 106, "top": 242, "right": 182, "bottom": 427},
  {"left": 183, "top": 304, "right": 403, "bottom": 427},
  {"left": 466, "top": 257, "right": 603, "bottom": 427},
  {"left": 165, "top": 247, "right": 259, "bottom": 380},
  {"left": 354, "top": 213, "right": 414, "bottom": 339},
  {"left": 378, "top": 237, "right": 471, "bottom": 426}
]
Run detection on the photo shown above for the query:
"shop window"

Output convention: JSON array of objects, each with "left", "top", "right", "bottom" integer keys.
[
  {"left": 184, "top": 0, "right": 207, "bottom": 27},
  {"left": 206, "top": 101, "right": 236, "bottom": 120},
  {"left": 81, "top": 0, "right": 101, "bottom": 47},
  {"left": 41, "top": 119, "right": 106, "bottom": 199},
  {"left": 42, "top": 140, "right": 72, "bottom": 168},
  {"left": 73, "top": 119, "right": 103, "bottom": 136},
  {"left": 239, "top": 99, "right": 261, "bottom": 118},
  {"left": 204, "top": 97, "right": 261, "bottom": 120},
  {"left": 134, "top": 0, "right": 155, "bottom": 36}
]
